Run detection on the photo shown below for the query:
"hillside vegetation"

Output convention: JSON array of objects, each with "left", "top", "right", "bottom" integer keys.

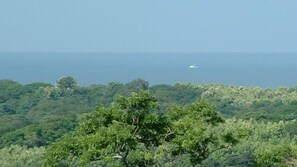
[{"left": 0, "top": 77, "right": 296, "bottom": 166}]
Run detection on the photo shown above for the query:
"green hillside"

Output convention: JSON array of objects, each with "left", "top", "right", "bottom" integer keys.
[{"left": 0, "top": 77, "right": 296, "bottom": 166}]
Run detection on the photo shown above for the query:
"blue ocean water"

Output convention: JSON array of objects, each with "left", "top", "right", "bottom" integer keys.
[{"left": 0, "top": 52, "right": 297, "bottom": 88}]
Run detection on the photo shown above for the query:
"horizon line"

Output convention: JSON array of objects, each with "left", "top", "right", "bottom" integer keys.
[{"left": 0, "top": 51, "right": 297, "bottom": 54}]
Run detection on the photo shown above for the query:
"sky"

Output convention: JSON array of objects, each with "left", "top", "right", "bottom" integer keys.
[{"left": 0, "top": 0, "right": 296, "bottom": 52}]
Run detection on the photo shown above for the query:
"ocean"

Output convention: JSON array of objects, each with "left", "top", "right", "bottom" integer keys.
[{"left": 0, "top": 52, "right": 297, "bottom": 88}]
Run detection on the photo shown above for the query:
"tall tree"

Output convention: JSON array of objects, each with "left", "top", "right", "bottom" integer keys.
[{"left": 56, "top": 76, "right": 78, "bottom": 91}]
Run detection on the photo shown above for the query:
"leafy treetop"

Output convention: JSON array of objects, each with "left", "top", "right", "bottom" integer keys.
[{"left": 45, "top": 91, "right": 236, "bottom": 167}]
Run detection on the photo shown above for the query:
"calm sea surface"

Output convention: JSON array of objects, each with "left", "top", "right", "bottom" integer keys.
[{"left": 0, "top": 53, "right": 297, "bottom": 88}]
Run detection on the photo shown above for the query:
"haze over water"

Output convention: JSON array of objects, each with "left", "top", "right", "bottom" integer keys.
[{"left": 0, "top": 52, "right": 297, "bottom": 88}]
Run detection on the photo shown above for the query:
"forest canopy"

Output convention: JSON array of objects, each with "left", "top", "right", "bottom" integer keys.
[{"left": 0, "top": 77, "right": 296, "bottom": 166}]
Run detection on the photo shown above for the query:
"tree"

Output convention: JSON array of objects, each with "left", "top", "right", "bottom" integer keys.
[
  {"left": 56, "top": 76, "right": 78, "bottom": 91},
  {"left": 45, "top": 91, "right": 166, "bottom": 166},
  {"left": 164, "top": 100, "right": 238, "bottom": 166},
  {"left": 51, "top": 76, "right": 79, "bottom": 98},
  {"left": 45, "top": 91, "right": 235, "bottom": 167}
]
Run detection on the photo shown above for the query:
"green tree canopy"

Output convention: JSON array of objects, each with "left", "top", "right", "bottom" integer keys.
[
  {"left": 56, "top": 76, "right": 78, "bottom": 91},
  {"left": 45, "top": 91, "right": 235, "bottom": 167},
  {"left": 0, "top": 145, "right": 45, "bottom": 167}
]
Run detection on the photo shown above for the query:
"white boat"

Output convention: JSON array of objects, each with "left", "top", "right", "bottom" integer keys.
[{"left": 189, "top": 65, "right": 198, "bottom": 69}]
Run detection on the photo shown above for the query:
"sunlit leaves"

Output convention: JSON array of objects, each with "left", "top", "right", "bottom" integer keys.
[
  {"left": 203, "top": 118, "right": 297, "bottom": 166},
  {"left": 45, "top": 92, "right": 233, "bottom": 167},
  {"left": 0, "top": 145, "right": 45, "bottom": 167}
]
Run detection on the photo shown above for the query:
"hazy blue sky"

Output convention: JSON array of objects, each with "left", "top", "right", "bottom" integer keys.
[{"left": 0, "top": 0, "right": 296, "bottom": 52}]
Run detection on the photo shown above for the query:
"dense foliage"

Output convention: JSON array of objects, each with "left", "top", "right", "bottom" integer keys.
[
  {"left": 45, "top": 92, "right": 236, "bottom": 167},
  {"left": 0, "top": 77, "right": 296, "bottom": 166},
  {"left": 0, "top": 145, "right": 45, "bottom": 167}
]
